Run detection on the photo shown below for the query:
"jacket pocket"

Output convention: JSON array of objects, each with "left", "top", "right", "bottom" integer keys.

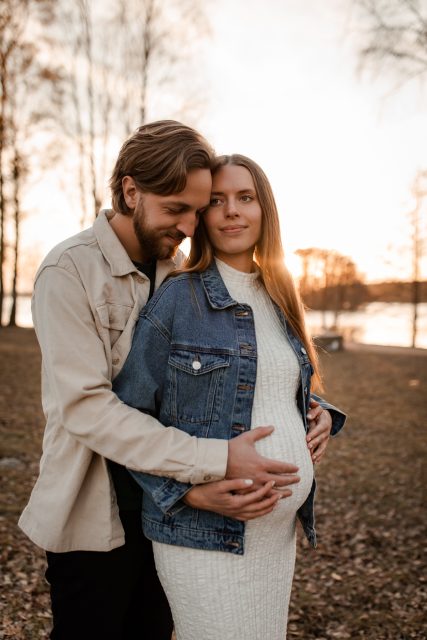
[
  {"left": 96, "top": 303, "right": 133, "bottom": 348},
  {"left": 168, "top": 348, "right": 230, "bottom": 429}
]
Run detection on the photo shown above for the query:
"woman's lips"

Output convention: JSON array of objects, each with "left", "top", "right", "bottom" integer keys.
[{"left": 219, "top": 225, "right": 247, "bottom": 233}]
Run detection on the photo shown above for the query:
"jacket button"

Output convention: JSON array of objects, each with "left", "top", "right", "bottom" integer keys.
[
  {"left": 192, "top": 359, "right": 202, "bottom": 370},
  {"left": 301, "top": 347, "right": 307, "bottom": 354},
  {"left": 135, "top": 274, "right": 145, "bottom": 284},
  {"left": 112, "top": 357, "right": 120, "bottom": 365},
  {"left": 203, "top": 475, "right": 212, "bottom": 481},
  {"left": 304, "top": 386, "right": 308, "bottom": 395}
]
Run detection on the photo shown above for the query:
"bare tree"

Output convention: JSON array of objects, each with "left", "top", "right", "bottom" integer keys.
[
  {"left": 355, "top": 0, "right": 427, "bottom": 93},
  {"left": 0, "top": 1, "right": 28, "bottom": 326},
  {"left": 354, "top": 0, "right": 427, "bottom": 347},
  {"left": 112, "top": 0, "right": 210, "bottom": 135},
  {"left": 407, "top": 171, "right": 427, "bottom": 347},
  {"left": 57, "top": 0, "right": 209, "bottom": 228},
  {"left": 0, "top": 0, "right": 60, "bottom": 326}
]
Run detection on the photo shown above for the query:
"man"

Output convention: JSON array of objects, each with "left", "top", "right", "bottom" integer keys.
[{"left": 20, "top": 121, "right": 329, "bottom": 639}]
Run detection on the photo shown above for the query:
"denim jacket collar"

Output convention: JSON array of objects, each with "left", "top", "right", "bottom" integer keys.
[{"left": 200, "top": 261, "right": 240, "bottom": 310}]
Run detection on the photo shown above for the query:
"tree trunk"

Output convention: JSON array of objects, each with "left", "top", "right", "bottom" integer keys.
[
  {"left": 411, "top": 279, "right": 419, "bottom": 349},
  {"left": 8, "top": 99, "right": 21, "bottom": 326},
  {"left": 0, "top": 68, "right": 7, "bottom": 327}
]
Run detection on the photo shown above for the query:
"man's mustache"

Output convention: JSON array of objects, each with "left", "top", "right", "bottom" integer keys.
[{"left": 167, "top": 231, "right": 186, "bottom": 241}]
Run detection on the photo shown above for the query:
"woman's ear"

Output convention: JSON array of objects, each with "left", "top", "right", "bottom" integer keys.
[{"left": 122, "top": 176, "right": 138, "bottom": 210}]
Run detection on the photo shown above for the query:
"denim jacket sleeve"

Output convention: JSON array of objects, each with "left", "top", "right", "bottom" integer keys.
[
  {"left": 112, "top": 308, "right": 194, "bottom": 514},
  {"left": 310, "top": 393, "right": 346, "bottom": 436}
]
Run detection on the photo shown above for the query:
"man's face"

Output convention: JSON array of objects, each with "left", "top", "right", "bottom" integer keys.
[{"left": 132, "top": 168, "right": 212, "bottom": 261}]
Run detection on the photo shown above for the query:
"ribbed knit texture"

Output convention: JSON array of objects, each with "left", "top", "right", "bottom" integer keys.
[{"left": 153, "top": 259, "right": 314, "bottom": 640}]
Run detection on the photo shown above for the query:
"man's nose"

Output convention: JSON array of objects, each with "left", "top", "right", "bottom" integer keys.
[{"left": 176, "top": 211, "right": 198, "bottom": 238}]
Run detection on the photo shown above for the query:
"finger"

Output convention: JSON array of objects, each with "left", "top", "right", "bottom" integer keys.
[
  {"left": 235, "top": 490, "right": 294, "bottom": 520},
  {"left": 307, "top": 423, "right": 324, "bottom": 438},
  {"left": 307, "top": 425, "right": 327, "bottom": 443},
  {"left": 309, "top": 398, "right": 320, "bottom": 408},
  {"left": 307, "top": 416, "right": 331, "bottom": 439},
  {"left": 259, "top": 456, "right": 299, "bottom": 474},
  {"left": 308, "top": 433, "right": 329, "bottom": 451},
  {"left": 312, "top": 438, "right": 329, "bottom": 458},
  {"left": 307, "top": 406, "right": 323, "bottom": 421},
  {"left": 234, "top": 480, "right": 277, "bottom": 505},
  {"left": 247, "top": 425, "right": 275, "bottom": 442},
  {"left": 215, "top": 478, "right": 255, "bottom": 494},
  {"left": 234, "top": 490, "right": 282, "bottom": 514},
  {"left": 261, "top": 473, "right": 300, "bottom": 488}
]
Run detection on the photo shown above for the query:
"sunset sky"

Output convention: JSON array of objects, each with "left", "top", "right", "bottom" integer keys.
[{"left": 21, "top": 0, "right": 427, "bottom": 285}]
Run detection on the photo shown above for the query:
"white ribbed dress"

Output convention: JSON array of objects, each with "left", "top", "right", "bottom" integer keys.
[{"left": 153, "top": 259, "right": 314, "bottom": 640}]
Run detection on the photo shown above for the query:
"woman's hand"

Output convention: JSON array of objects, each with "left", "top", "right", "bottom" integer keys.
[
  {"left": 306, "top": 399, "right": 332, "bottom": 464},
  {"left": 183, "top": 478, "right": 286, "bottom": 521}
]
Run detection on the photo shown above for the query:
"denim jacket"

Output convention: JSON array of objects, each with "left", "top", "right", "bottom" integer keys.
[{"left": 113, "top": 261, "right": 346, "bottom": 554}]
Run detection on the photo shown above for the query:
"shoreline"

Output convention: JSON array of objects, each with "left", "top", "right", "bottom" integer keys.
[{"left": 2, "top": 326, "right": 425, "bottom": 356}]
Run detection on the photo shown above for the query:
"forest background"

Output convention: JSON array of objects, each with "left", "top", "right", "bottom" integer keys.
[{"left": 1, "top": 0, "right": 427, "bottom": 346}]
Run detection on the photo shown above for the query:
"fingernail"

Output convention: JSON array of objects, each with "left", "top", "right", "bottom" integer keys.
[
  {"left": 244, "top": 479, "right": 253, "bottom": 486},
  {"left": 270, "top": 480, "right": 276, "bottom": 488},
  {"left": 308, "top": 443, "right": 312, "bottom": 449}
]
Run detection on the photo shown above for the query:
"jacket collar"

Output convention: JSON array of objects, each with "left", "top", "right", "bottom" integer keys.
[
  {"left": 94, "top": 209, "right": 183, "bottom": 279},
  {"left": 200, "top": 261, "right": 239, "bottom": 310},
  {"left": 200, "top": 260, "right": 301, "bottom": 349}
]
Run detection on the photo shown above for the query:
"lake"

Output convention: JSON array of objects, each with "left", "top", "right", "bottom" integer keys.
[{"left": 2, "top": 296, "right": 427, "bottom": 350}]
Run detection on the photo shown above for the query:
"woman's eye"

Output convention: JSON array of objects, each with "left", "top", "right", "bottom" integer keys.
[
  {"left": 241, "top": 195, "right": 253, "bottom": 202},
  {"left": 209, "top": 198, "right": 222, "bottom": 206}
]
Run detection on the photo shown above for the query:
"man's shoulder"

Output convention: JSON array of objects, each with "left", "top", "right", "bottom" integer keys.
[{"left": 35, "top": 226, "right": 99, "bottom": 280}]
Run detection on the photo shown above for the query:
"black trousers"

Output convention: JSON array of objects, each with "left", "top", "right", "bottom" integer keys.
[{"left": 45, "top": 511, "right": 173, "bottom": 640}]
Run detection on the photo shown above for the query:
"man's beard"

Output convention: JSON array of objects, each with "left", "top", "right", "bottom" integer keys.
[{"left": 133, "top": 202, "right": 185, "bottom": 261}]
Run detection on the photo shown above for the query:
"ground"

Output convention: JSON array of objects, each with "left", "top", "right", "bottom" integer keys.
[{"left": 0, "top": 327, "right": 425, "bottom": 639}]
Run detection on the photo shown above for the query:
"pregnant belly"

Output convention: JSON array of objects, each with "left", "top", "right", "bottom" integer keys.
[{"left": 251, "top": 414, "right": 314, "bottom": 515}]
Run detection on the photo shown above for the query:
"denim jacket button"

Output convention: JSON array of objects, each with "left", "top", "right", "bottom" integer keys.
[
  {"left": 192, "top": 359, "right": 202, "bottom": 371},
  {"left": 301, "top": 347, "right": 307, "bottom": 354}
]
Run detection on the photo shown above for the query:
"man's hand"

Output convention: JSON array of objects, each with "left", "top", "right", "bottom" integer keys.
[
  {"left": 183, "top": 478, "right": 284, "bottom": 521},
  {"left": 306, "top": 400, "right": 332, "bottom": 463},
  {"left": 226, "top": 427, "right": 300, "bottom": 490}
]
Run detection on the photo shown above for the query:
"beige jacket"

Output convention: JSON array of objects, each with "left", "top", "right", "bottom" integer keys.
[{"left": 18, "top": 210, "right": 228, "bottom": 552}]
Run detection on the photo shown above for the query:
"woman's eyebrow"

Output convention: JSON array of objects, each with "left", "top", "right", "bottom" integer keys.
[{"left": 210, "top": 189, "right": 256, "bottom": 196}]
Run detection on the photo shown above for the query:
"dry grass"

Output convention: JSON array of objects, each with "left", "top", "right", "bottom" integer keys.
[{"left": 1, "top": 328, "right": 426, "bottom": 639}]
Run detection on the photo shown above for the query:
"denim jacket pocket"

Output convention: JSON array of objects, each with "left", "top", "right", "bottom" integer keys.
[{"left": 168, "top": 348, "right": 230, "bottom": 429}]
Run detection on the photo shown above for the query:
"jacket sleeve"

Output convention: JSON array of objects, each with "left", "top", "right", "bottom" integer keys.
[
  {"left": 113, "top": 308, "right": 195, "bottom": 513},
  {"left": 33, "top": 264, "right": 228, "bottom": 485},
  {"left": 310, "top": 393, "right": 346, "bottom": 436}
]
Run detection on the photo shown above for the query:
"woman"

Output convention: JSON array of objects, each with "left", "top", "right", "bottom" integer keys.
[{"left": 113, "top": 154, "right": 345, "bottom": 639}]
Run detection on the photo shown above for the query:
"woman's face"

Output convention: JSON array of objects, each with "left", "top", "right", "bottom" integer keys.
[{"left": 205, "top": 164, "right": 262, "bottom": 272}]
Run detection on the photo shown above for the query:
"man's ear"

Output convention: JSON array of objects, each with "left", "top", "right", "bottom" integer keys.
[{"left": 122, "top": 176, "right": 139, "bottom": 210}]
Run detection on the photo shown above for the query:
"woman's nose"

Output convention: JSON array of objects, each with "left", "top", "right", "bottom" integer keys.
[{"left": 225, "top": 199, "right": 238, "bottom": 217}]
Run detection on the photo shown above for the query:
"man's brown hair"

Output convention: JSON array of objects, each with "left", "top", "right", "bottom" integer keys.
[{"left": 110, "top": 120, "right": 215, "bottom": 215}]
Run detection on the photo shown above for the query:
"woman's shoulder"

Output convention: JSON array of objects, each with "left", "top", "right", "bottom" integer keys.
[{"left": 140, "top": 271, "right": 204, "bottom": 317}]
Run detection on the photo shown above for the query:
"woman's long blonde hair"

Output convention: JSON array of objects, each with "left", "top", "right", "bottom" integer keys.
[{"left": 183, "top": 154, "right": 321, "bottom": 389}]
